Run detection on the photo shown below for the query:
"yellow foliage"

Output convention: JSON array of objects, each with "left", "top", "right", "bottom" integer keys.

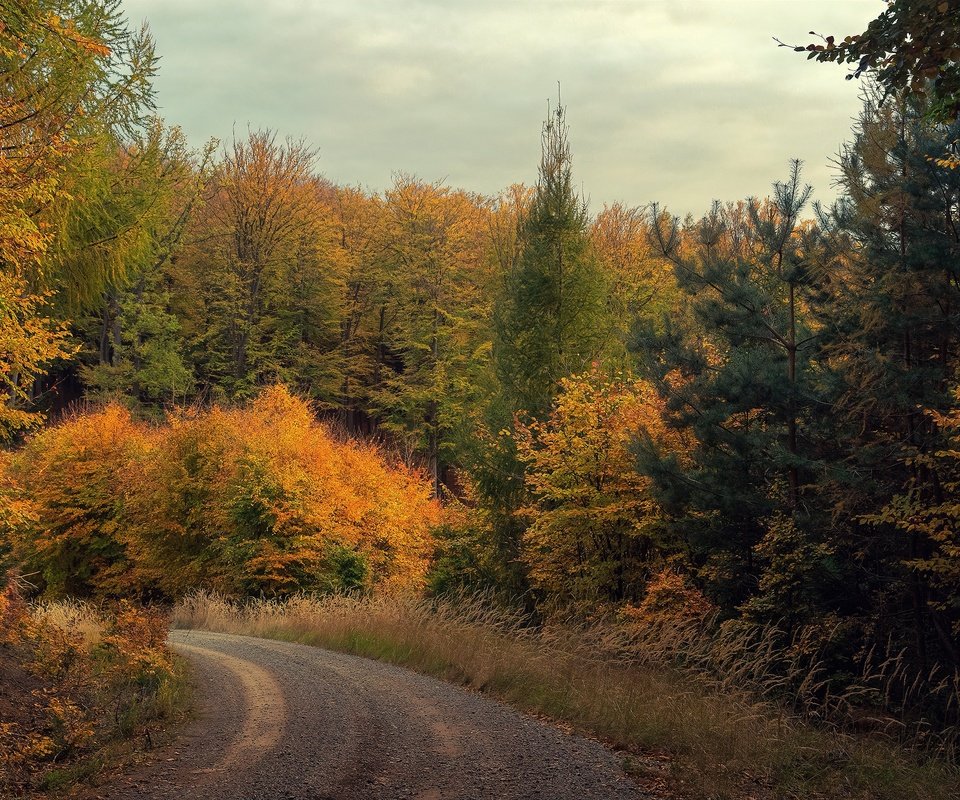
[
  {"left": 0, "top": 272, "right": 75, "bottom": 440},
  {"left": 7, "top": 385, "right": 440, "bottom": 599},
  {"left": 516, "top": 368, "right": 688, "bottom": 602},
  {"left": 9, "top": 404, "right": 150, "bottom": 597}
]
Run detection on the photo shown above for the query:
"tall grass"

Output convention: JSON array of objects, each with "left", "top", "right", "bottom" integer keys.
[
  {"left": 31, "top": 598, "right": 108, "bottom": 647},
  {"left": 173, "top": 591, "right": 960, "bottom": 800}
]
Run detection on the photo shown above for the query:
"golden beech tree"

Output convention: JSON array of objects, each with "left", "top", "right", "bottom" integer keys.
[
  {"left": 374, "top": 177, "right": 494, "bottom": 494},
  {"left": 178, "top": 131, "right": 346, "bottom": 399},
  {"left": 590, "top": 202, "right": 678, "bottom": 345},
  {"left": 515, "top": 367, "right": 685, "bottom": 603}
]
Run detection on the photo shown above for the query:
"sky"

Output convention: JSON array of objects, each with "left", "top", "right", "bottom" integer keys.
[{"left": 120, "top": 0, "right": 879, "bottom": 218}]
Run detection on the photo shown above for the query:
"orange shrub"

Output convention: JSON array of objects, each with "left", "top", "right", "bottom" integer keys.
[
  {"left": 127, "top": 385, "right": 441, "bottom": 597},
  {"left": 7, "top": 405, "right": 152, "bottom": 597},
  {"left": 4, "top": 386, "right": 440, "bottom": 600}
]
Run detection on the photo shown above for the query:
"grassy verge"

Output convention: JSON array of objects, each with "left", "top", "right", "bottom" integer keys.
[
  {"left": 173, "top": 591, "right": 959, "bottom": 800},
  {"left": 0, "top": 585, "right": 191, "bottom": 797}
]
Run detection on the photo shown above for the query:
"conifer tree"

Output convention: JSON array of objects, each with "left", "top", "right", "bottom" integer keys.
[
  {"left": 494, "top": 101, "right": 609, "bottom": 421},
  {"left": 816, "top": 90, "right": 960, "bottom": 666},
  {"left": 478, "top": 100, "right": 609, "bottom": 593},
  {"left": 638, "top": 164, "right": 826, "bottom": 607}
]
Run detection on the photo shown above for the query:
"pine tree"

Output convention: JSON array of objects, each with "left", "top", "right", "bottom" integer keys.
[
  {"left": 637, "top": 164, "right": 827, "bottom": 608},
  {"left": 816, "top": 90, "right": 960, "bottom": 666}
]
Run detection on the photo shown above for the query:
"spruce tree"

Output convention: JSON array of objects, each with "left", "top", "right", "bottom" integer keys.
[
  {"left": 478, "top": 100, "right": 609, "bottom": 594},
  {"left": 494, "top": 101, "right": 609, "bottom": 421}
]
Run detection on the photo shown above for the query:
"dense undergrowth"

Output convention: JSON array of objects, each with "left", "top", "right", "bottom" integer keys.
[
  {"left": 173, "top": 590, "right": 960, "bottom": 800},
  {"left": 3, "top": 386, "right": 439, "bottom": 600},
  {"left": 0, "top": 580, "right": 187, "bottom": 797}
]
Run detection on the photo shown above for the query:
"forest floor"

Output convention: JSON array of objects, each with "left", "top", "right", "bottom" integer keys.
[{"left": 86, "top": 630, "right": 655, "bottom": 800}]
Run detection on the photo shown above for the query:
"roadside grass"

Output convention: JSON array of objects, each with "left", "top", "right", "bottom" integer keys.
[
  {"left": 0, "top": 585, "right": 191, "bottom": 797},
  {"left": 172, "top": 591, "right": 960, "bottom": 800}
]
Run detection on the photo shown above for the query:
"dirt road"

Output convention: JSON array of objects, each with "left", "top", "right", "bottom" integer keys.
[{"left": 104, "top": 630, "right": 644, "bottom": 799}]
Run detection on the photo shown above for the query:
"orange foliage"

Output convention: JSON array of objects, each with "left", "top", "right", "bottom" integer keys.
[
  {"left": 0, "top": 582, "right": 94, "bottom": 789},
  {"left": 0, "top": 582, "right": 177, "bottom": 794},
  {"left": 515, "top": 367, "right": 688, "bottom": 602},
  {"left": 6, "top": 386, "right": 441, "bottom": 599},
  {"left": 131, "top": 386, "right": 440, "bottom": 597},
  {"left": 620, "top": 569, "right": 716, "bottom": 628},
  {"left": 10, "top": 405, "right": 150, "bottom": 597}
]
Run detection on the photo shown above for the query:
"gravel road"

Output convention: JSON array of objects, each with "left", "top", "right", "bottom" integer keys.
[{"left": 104, "top": 630, "right": 644, "bottom": 800}]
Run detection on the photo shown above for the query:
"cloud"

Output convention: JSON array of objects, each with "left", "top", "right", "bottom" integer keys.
[{"left": 123, "top": 0, "right": 874, "bottom": 216}]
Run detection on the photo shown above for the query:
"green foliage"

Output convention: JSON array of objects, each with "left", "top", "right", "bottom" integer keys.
[
  {"left": 639, "top": 163, "right": 825, "bottom": 607},
  {"left": 814, "top": 92, "right": 960, "bottom": 660},
  {"left": 177, "top": 131, "right": 344, "bottom": 403},
  {"left": 494, "top": 102, "right": 610, "bottom": 421}
]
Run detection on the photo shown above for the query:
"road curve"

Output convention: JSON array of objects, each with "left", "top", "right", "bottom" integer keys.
[{"left": 105, "top": 630, "right": 643, "bottom": 800}]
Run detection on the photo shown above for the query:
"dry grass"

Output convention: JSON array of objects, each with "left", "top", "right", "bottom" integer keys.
[
  {"left": 30, "top": 599, "right": 108, "bottom": 648},
  {"left": 172, "top": 591, "right": 960, "bottom": 800}
]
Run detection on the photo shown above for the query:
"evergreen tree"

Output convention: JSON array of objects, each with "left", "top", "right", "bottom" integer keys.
[
  {"left": 637, "top": 164, "right": 829, "bottom": 608},
  {"left": 494, "top": 101, "right": 609, "bottom": 421},
  {"left": 816, "top": 90, "right": 960, "bottom": 667},
  {"left": 478, "top": 100, "right": 609, "bottom": 594}
]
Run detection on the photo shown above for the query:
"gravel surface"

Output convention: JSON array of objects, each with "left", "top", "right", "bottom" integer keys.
[{"left": 101, "top": 629, "right": 645, "bottom": 800}]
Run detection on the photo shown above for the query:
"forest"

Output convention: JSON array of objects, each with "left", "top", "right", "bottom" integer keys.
[{"left": 2, "top": 0, "right": 960, "bottom": 794}]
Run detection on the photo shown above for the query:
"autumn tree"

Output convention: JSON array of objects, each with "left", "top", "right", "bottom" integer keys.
[
  {"left": 125, "top": 386, "right": 441, "bottom": 598},
  {"left": 180, "top": 131, "right": 344, "bottom": 400},
  {"left": 6, "top": 404, "right": 149, "bottom": 597},
  {"left": 516, "top": 368, "right": 680, "bottom": 604},
  {"left": 372, "top": 177, "right": 493, "bottom": 494},
  {"left": 590, "top": 202, "right": 678, "bottom": 354},
  {"left": 1, "top": 0, "right": 159, "bottom": 428},
  {"left": 326, "top": 185, "right": 388, "bottom": 429},
  {"left": 74, "top": 124, "right": 214, "bottom": 409},
  {"left": 787, "top": 0, "right": 960, "bottom": 122}
]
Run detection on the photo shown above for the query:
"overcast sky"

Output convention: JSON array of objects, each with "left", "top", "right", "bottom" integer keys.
[{"left": 121, "top": 0, "right": 878, "bottom": 217}]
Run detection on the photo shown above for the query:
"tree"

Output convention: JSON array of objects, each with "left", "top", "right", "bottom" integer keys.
[
  {"left": 786, "top": 0, "right": 960, "bottom": 124},
  {"left": 590, "top": 202, "right": 679, "bottom": 355},
  {"left": 494, "top": 101, "right": 610, "bottom": 421},
  {"left": 1, "top": 0, "right": 158, "bottom": 425},
  {"left": 476, "top": 101, "right": 609, "bottom": 595},
  {"left": 373, "top": 177, "right": 493, "bottom": 495},
  {"left": 1, "top": 0, "right": 158, "bottom": 294},
  {"left": 815, "top": 90, "right": 960, "bottom": 666},
  {"left": 180, "top": 131, "right": 343, "bottom": 400},
  {"left": 515, "top": 368, "right": 680, "bottom": 604},
  {"left": 639, "top": 164, "right": 826, "bottom": 607},
  {"left": 75, "top": 124, "right": 214, "bottom": 409},
  {"left": 0, "top": 274, "right": 72, "bottom": 439}
]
